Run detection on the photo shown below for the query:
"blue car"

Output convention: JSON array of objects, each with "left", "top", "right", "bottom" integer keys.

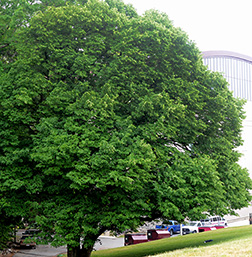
[{"left": 156, "top": 220, "right": 183, "bottom": 236}]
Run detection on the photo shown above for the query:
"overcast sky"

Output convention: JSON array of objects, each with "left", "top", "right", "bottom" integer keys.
[{"left": 124, "top": 0, "right": 252, "bottom": 57}]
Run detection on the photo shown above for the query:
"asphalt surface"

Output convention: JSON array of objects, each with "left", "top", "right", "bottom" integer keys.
[
  {"left": 13, "top": 245, "right": 67, "bottom": 257},
  {"left": 94, "top": 236, "right": 124, "bottom": 251},
  {"left": 13, "top": 236, "right": 124, "bottom": 257}
]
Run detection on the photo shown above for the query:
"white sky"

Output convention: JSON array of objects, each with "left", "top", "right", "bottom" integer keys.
[{"left": 124, "top": 0, "right": 252, "bottom": 57}]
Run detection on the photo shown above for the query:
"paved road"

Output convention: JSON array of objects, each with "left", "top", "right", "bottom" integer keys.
[
  {"left": 13, "top": 245, "right": 67, "bottom": 257},
  {"left": 94, "top": 236, "right": 124, "bottom": 251},
  {"left": 13, "top": 236, "right": 124, "bottom": 257}
]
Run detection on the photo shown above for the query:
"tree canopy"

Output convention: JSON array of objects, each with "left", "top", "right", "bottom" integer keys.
[{"left": 1, "top": 0, "right": 252, "bottom": 256}]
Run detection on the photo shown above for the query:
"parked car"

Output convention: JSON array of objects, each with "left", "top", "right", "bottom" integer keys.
[
  {"left": 23, "top": 229, "right": 40, "bottom": 235},
  {"left": 156, "top": 220, "right": 183, "bottom": 236},
  {"left": 19, "top": 235, "right": 36, "bottom": 249},
  {"left": 200, "top": 216, "right": 227, "bottom": 226},
  {"left": 182, "top": 221, "right": 203, "bottom": 235}
]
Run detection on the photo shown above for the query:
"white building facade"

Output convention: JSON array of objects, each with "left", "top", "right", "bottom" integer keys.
[{"left": 202, "top": 51, "right": 252, "bottom": 226}]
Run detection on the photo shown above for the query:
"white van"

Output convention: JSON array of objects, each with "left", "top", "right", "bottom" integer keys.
[{"left": 201, "top": 216, "right": 227, "bottom": 226}]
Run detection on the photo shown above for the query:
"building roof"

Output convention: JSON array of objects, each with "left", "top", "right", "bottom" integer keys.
[{"left": 202, "top": 50, "right": 252, "bottom": 63}]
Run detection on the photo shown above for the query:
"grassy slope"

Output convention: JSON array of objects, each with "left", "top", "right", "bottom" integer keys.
[
  {"left": 91, "top": 226, "right": 252, "bottom": 257},
  {"left": 149, "top": 237, "right": 252, "bottom": 256}
]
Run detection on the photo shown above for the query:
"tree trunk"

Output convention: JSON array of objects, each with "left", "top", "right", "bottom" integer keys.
[
  {"left": 80, "top": 246, "right": 93, "bottom": 257},
  {"left": 67, "top": 242, "right": 95, "bottom": 257},
  {"left": 67, "top": 228, "right": 106, "bottom": 257},
  {"left": 67, "top": 244, "right": 80, "bottom": 257}
]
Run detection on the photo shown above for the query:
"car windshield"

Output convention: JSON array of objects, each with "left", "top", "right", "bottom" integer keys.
[
  {"left": 21, "top": 236, "right": 33, "bottom": 241},
  {"left": 162, "top": 221, "right": 173, "bottom": 225},
  {"left": 24, "top": 229, "right": 40, "bottom": 234},
  {"left": 187, "top": 222, "right": 197, "bottom": 226}
]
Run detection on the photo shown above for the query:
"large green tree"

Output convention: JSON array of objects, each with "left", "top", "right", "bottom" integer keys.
[{"left": 1, "top": 0, "right": 252, "bottom": 256}]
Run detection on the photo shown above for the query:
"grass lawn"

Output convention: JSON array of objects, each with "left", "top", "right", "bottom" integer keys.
[
  {"left": 149, "top": 236, "right": 252, "bottom": 256},
  {"left": 58, "top": 225, "right": 252, "bottom": 257}
]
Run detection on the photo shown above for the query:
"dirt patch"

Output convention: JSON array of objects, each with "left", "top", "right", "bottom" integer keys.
[
  {"left": 0, "top": 248, "right": 18, "bottom": 257},
  {"left": 0, "top": 253, "right": 15, "bottom": 257}
]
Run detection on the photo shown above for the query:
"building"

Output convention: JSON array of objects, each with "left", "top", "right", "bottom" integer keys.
[
  {"left": 202, "top": 50, "right": 252, "bottom": 226},
  {"left": 202, "top": 51, "right": 252, "bottom": 100}
]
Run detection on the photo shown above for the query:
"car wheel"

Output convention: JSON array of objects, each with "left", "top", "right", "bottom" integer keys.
[{"left": 170, "top": 229, "right": 173, "bottom": 236}]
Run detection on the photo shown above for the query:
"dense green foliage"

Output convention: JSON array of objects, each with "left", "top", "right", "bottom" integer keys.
[
  {"left": 1, "top": 0, "right": 252, "bottom": 256},
  {"left": 0, "top": 209, "right": 21, "bottom": 250},
  {"left": 0, "top": 217, "right": 13, "bottom": 250}
]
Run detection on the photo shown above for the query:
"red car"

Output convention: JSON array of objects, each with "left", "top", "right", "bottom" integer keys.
[{"left": 19, "top": 235, "right": 36, "bottom": 249}]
